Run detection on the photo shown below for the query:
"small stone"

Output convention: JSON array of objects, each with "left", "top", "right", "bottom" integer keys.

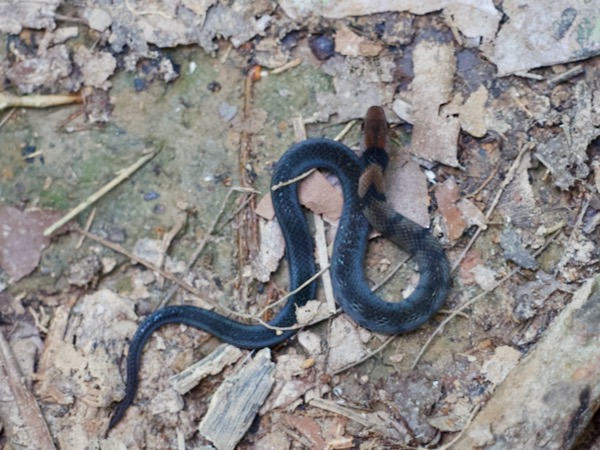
[
  {"left": 87, "top": 8, "right": 112, "bottom": 32},
  {"left": 218, "top": 102, "right": 238, "bottom": 122},
  {"left": 309, "top": 35, "right": 335, "bottom": 61}
]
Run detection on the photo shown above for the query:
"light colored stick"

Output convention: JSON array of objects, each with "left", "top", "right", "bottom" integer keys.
[
  {"left": 0, "top": 92, "right": 82, "bottom": 110},
  {"left": 314, "top": 213, "right": 336, "bottom": 313},
  {"left": 271, "top": 57, "right": 303, "bottom": 75}
]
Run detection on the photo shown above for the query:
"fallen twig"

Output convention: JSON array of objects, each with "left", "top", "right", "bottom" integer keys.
[
  {"left": 0, "top": 92, "right": 82, "bottom": 111},
  {"left": 271, "top": 57, "right": 303, "bottom": 75},
  {"left": 0, "top": 107, "right": 17, "bottom": 129},
  {"left": 75, "top": 208, "right": 97, "bottom": 249}
]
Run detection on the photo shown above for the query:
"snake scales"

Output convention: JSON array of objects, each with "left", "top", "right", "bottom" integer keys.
[{"left": 108, "top": 106, "right": 451, "bottom": 429}]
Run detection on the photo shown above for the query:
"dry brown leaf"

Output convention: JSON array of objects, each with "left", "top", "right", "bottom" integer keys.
[
  {"left": 256, "top": 170, "right": 343, "bottom": 221},
  {"left": 312, "top": 55, "right": 396, "bottom": 123},
  {"left": 435, "top": 178, "right": 466, "bottom": 242},
  {"left": 0, "top": 206, "right": 65, "bottom": 281}
]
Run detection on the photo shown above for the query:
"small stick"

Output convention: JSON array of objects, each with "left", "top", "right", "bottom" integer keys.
[
  {"left": 0, "top": 92, "right": 82, "bottom": 111},
  {"left": 547, "top": 65, "right": 584, "bottom": 88},
  {"left": 371, "top": 255, "right": 411, "bottom": 292},
  {"left": 0, "top": 107, "right": 17, "bottom": 129},
  {"left": 291, "top": 116, "right": 306, "bottom": 141},
  {"left": 515, "top": 71, "right": 545, "bottom": 80},
  {"left": 308, "top": 398, "right": 373, "bottom": 428},
  {"left": 314, "top": 214, "right": 336, "bottom": 313},
  {"left": 75, "top": 226, "right": 321, "bottom": 331},
  {"left": 258, "top": 265, "right": 330, "bottom": 319},
  {"left": 334, "top": 119, "right": 358, "bottom": 142},
  {"left": 271, "top": 58, "right": 303, "bottom": 75},
  {"left": 74, "top": 227, "right": 217, "bottom": 305},
  {"left": 271, "top": 169, "right": 315, "bottom": 190},
  {"left": 75, "top": 207, "right": 97, "bottom": 249},
  {"left": 280, "top": 425, "right": 314, "bottom": 448},
  {"left": 43, "top": 150, "right": 158, "bottom": 236},
  {"left": 155, "top": 218, "right": 186, "bottom": 288},
  {"left": 274, "top": 116, "right": 358, "bottom": 190},
  {"left": 214, "top": 190, "right": 258, "bottom": 232}
]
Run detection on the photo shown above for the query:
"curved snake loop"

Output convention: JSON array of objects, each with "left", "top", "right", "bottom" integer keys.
[{"left": 108, "top": 106, "right": 451, "bottom": 429}]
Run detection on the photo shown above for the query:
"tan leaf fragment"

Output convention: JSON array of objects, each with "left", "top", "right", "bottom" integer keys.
[
  {"left": 335, "top": 25, "right": 384, "bottom": 57},
  {"left": 458, "top": 85, "right": 490, "bottom": 138},
  {"left": 252, "top": 219, "right": 285, "bottom": 283},
  {"left": 327, "top": 316, "right": 368, "bottom": 373},
  {"left": 256, "top": 170, "right": 343, "bottom": 221},
  {"left": 410, "top": 40, "right": 460, "bottom": 167},
  {"left": 386, "top": 153, "right": 431, "bottom": 228}
]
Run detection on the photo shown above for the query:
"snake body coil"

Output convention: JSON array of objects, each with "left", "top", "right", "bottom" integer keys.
[{"left": 108, "top": 107, "right": 451, "bottom": 429}]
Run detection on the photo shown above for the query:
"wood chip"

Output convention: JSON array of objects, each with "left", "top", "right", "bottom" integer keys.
[
  {"left": 199, "top": 348, "right": 275, "bottom": 450},
  {"left": 170, "top": 344, "right": 243, "bottom": 395}
]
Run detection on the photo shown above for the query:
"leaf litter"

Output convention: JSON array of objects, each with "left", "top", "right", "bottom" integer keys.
[{"left": 0, "top": 1, "right": 600, "bottom": 449}]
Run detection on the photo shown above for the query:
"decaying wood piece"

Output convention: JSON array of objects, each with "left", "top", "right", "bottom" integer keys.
[
  {"left": 0, "top": 327, "right": 56, "bottom": 450},
  {"left": 199, "top": 348, "right": 275, "bottom": 450},
  {"left": 451, "top": 277, "right": 600, "bottom": 449},
  {"left": 170, "top": 344, "right": 243, "bottom": 395}
]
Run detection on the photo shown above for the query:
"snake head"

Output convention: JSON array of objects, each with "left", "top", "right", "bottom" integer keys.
[{"left": 361, "top": 106, "right": 388, "bottom": 151}]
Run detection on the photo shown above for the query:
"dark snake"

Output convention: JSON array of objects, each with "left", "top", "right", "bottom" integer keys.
[{"left": 108, "top": 106, "right": 451, "bottom": 429}]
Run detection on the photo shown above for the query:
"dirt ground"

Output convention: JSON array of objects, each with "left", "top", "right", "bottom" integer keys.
[{"left": 1, "top": 1, "right": 600, "bottom": 449}]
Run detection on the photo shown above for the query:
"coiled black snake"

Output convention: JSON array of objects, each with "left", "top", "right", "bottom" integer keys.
[{"left": 108, "top": 106, "right": 451, "bottom": 429}]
